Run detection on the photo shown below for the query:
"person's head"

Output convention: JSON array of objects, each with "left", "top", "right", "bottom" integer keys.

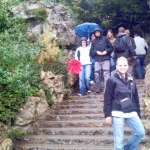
[
  {"left": 94, "top": 28, "right": 101, "bottom": 37},
  {"left": 90, "top": 33, "right": 95, "bottom": 41},
  {"left": 80, "top": 37, "right": 87, "bottom": 47},
  {"left": 134, "top": 31, "right": 139, "bottom": 37},
  {"left": 124, "top": 29, "right": 130, "bottom": 36},
  {"left": 116, "top": 57, "right": 129, "bottom": 75},
  {"left": 106, "top": 30, "right": 115, "bottom": 39},
  {"left": 118, "top": 27, "right": 125, "bottom": 33}
]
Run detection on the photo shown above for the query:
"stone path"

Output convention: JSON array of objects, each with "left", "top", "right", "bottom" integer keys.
[{"left": 13, "top": 79, "right": 150, "bottom": 150}]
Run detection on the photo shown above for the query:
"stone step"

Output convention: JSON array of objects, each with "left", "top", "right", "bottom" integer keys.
[
  {"left": 13, "top": 143, "right": 115, "bottom": 150},
  {"left": 43, "top": 113, "right": 105, "bottom": 121},
  {"left": 38, "top": 119, "right": 147, "bottom": 128},
  {"left": 42, "top": 111, "right": 145, "bottom": 121},
  {"left": 61, "top": 97, "right": 145, "bottom": 105},
  {"left": 27, "top": 126, "right": 132, "bottom": 136},
  {"left": 49, "top": 109, "right": 145, "bottom": 118},
  {"left": 14, "top": 134, "right": 124, "bottom": 146},
  {"left": 56, "top": 104, "right": 103, "bottom": 109},
  {"left": 14, "top": 134, "right": 149, "bottom": 146}
]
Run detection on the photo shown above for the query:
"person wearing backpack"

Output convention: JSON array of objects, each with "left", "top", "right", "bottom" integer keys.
[
  {"left": 114, "top": 27, "right": 136, "bottom": 76},
  {"left": 90, "top": 28, "right": 113, "bottom": 93}
]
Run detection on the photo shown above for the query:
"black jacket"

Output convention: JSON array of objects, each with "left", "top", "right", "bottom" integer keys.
[
  {"left": 90, "top": 36, "right": 113, "bottom": 62},
  {"left": 104, "top": 72, "right": 141, "bottom": 118},
  {"left": 115, "top": 34, "right": 136, "bottom": 58}
]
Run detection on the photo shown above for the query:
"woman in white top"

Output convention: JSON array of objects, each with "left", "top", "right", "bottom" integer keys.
[{"left": 75, "top": 37, "right": 92, "bottom": 96}]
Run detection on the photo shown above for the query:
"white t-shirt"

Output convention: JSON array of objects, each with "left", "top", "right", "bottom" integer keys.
[
  {"left": 134, "top": 36, "right": 148, "bottom": 55},
  {"left": 75, "top": 46, "right": 92, "bottom": 65}
]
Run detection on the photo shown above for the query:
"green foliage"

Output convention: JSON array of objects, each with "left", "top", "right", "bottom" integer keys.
[
  {"left": 0, "top": 0, "right": 42, "bottom": 122},
  {"left": 45, "top": 89, "right": 55, "bottom": 107},
  {"left": 7, "top": 130, "right": 26, "bottom": 140},
  {"left": 58, "top": 0, "right": 150, "bottom": 28},
  {"left": 43, "top": 60, "right": 67, "bottom": 75},
  {"left": 34, "top": 8, "right": 48, "bottom": 21}
]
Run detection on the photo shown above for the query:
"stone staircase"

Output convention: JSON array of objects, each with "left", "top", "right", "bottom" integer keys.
[{"left": 13, "top": 79, "right": 149, "bottom": 150}]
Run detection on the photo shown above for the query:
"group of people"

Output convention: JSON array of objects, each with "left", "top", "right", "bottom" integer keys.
[
  {"left": 75, "top": 26, "right": 148, "bottom": 149},
  {"left": 75, "top": 26, "right": 148, "bottom": 96}
]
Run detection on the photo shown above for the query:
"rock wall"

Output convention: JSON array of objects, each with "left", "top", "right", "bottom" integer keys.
[
  {"left": 11, "top": 0, "right": 78, "bottom": 48},
  {"left": 145, "top": 64, "right": 150, "bottom": 97},
  {"left": 0, "top": 122, "right": 13, "bottom": 150}
]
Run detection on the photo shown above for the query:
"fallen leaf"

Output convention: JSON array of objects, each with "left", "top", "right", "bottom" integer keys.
[
  {"left": 87, "top": 140, "right": 91, "bottom": 144},
  {"left": 86, "top": 123, "right": 95, "bottom": 127},
  {"left": 50, "top": 124, "right": 54, "bottom": 128},
  {"left": 41, "top": 139, "right": 45, "bottom": 142}
]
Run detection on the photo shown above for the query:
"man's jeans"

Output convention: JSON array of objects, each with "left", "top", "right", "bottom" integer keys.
[
  {"left": 79, "top": 64, "right": 91, "bottom": 95},
  {"left": 90, "top": 58, "right": 95, "bottom": 82},
  {"left": 110, "top": 52, "right": 116, "bottom": 72},
  {"left": 112, "top": 116, "right": 145, "bottom": 150},
  {"left": 110, "top": 57, "right": 116, "bottom": 72},
  {"left": 135, "top": 55, "right": 146, "bottom": 78}
]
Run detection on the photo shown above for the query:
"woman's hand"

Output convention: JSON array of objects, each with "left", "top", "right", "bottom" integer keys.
[{"left": 106, "top": 117, "right": 112, "bottom": 126}]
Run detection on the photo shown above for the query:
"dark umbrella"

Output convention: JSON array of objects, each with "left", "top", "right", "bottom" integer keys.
[{"left": 75, "top": 22, "right": 104, "bottom": 38}]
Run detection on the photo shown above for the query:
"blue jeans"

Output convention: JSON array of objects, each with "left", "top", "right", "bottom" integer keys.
[
  {"left": 135, "top": 55, "right": 146, "bottom": 78},
  {"left": 90, "top": 58, "right": 95, "bottom": 82},
  {"left": 79, "top": 64, "right": 91, "bottom": 95},
  {"left": 112, "top": 116, "right": 145, "bottom": 150},
  {"left": 110, "top": 52, "right": 116, "bottom": 72}
]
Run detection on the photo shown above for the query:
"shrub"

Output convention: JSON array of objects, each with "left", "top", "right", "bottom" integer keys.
[
  {"left": 34, "top": 8, "right": 48, "bottom": 21},
  {"left": 0, "top": 1, "right": 42, "bottom": 123},
  {"left": 7, "top": 130, "right": 26, "bottom": 140},
  {"left": 38, "top": 32, "right": 61, "bottom": 65}
]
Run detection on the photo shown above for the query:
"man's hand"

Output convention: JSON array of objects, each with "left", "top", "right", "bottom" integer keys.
[
  {"left": 97, "top": 51, "right": 107, "bottom": 55},
  {"left": 97, "top": 51, "right": 102, "bottom": 55},
  {"left": 102, "top": 51, "right": 107, "bottom": 55},
  {"left": 106, "top": 117, "right": 112, "bottom": 126},
  {"left": 133, "top": 56, "right": 137, "bottom": 59}
]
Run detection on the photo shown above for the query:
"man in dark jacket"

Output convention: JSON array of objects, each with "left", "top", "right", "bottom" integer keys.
[
  {"left": 90, "top": 28, "right": 113, "bottom": 93},
  {"left": 114, "top": 27, "right": 136, "bottom": 76}
]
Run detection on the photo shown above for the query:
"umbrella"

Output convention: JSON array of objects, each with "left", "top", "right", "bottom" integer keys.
[
  {"left": 67, "top": 59, "right": 82, "bottom": 74},
  {"left": 75, "top": 22, "right": 104, "bottom": 38}
]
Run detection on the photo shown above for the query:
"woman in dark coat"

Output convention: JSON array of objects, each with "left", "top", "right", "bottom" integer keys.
[{"left": 104, "top": 56, "right": 145, "bottom": 150}]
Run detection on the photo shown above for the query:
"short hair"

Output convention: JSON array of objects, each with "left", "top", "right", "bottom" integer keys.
[
  {"left": 124, "top": 29, "right": 130, "bottom": 36},
  {"left": 116, "top": 56, "right": 128, "bottom": 66},
  {"left": 106, "top": 30, "right": 115, "bottom": 38},
  {"left": 118, "top": 27, "right": 125, "bottom": 33},
  {"left": 134, "top": 31, "right": 139, "bottom": 36}
]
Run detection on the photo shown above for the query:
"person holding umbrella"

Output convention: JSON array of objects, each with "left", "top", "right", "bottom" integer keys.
[
  {"left": 90, "top": 28, "right": 113, "bottom": 93},
  {"left": 75, "top": 37, "right": 92, "bottom": 96}
]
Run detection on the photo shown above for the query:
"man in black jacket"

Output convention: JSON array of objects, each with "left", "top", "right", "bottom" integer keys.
[
  {"left": 90, "top": 28, "right": 113, "bottom": 93},
  {"left": 114, "top": 27, "right": 136, "bottom": 76}
]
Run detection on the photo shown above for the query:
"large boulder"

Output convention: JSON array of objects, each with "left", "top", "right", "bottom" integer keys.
[
  {"left": 11, "top": 0, "right": 78, "bottom": 48},
  {"left": 145, "top": 64, "right": 150, "bottom": 97},
  {"left": 15, "top": 90, "right": 48, "bottom": 126},
  {"left": 0, "top": 122, "right": 13, "bottom": 150},
  {"left": 0, "top": 138, "right": 13, "bottom": 150},
  {"left": 40, "top": 71, "right": 68, "bottom": 102}
]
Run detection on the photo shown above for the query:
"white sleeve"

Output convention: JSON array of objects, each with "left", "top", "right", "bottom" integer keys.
[{"left": 144, "top": 40, "right": 148, "bottom": 49}]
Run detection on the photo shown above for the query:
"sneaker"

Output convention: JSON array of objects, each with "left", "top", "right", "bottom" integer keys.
[
  {"left": 78, "top": 93, "right": 82, "bottom": 96},
  {"left": 87, "top": 90, "right": 91, "bottom": 93},
  {"left": 90, "top": 81, "right": 95, "bottom": 84}
]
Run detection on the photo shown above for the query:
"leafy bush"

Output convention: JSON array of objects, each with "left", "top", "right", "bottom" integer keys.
[
  {"left": 0, "top": 1, "right": 42, "bottom": 122},
  {"left": 7, "top": 130, "right": 26, "bottom": 140},
  {"left": 34, "top": 8, "right": 48, "bottom": 21},
  {"left": 38, "top": 32, "right": 61, "bottom": 64}
]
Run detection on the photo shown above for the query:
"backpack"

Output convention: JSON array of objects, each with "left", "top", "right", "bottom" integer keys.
[{"left": 114, "top": 36, "right": 126, "bottom": 52}]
